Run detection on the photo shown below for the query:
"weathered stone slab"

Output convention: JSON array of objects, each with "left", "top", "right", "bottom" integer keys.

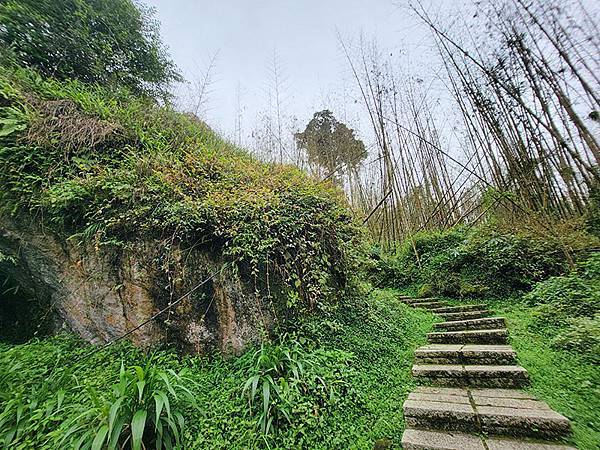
[
  {"left": 434, "top": 317, "right": 507, "bottom": 331},
  {"left": 417, "top": 344, "right": 465, "bottom": 353},
  {"left": 415, "top": 344, "right": 516, "bottom": 365},
  {"left": 462, "top": 345, "right": 516, "bottom": 364},
  {"left": 485, "top": 437, "right": 576, "bottom": 450},
  {"left": 403, "top": 399, "right": 477, "bottom": 431},
  {"left": 478, "top": 405, "right": 571, "bottom": 439},
  {"left": 415, "top": 301, "right": 448, "bottom": 310},
  {"left": 402, "top": 297, "right": 439, "bottom": 304},
  {"left": 470, "top": 388, "right": 535, "bottom": 399},
  {"left": 462, "top": 344, "right": 514, "bottom": 354},
  {"left": 472, "top": 395, "right": 552, "bottom": 410},
  {"left": 428, "top": 329, "right": 508, "bottom": 345},
  {"left": 414, "top": 386, "right": 468, "bottom": 396},
  {"left": 413, "top": 364, "right": 466, "bottom": 378},
  {"left": 402, "top": 428, "right": 486, "bottom": 450},
  {"left": 465, "top": 365, "right": 528, "bottom": 378},
  {"left": 408, "top": 391, "right": 471, "bottom": 404},
  {"left": 430, "top": 304, "right": 488, "bottom": 314},
  {"left": 440, "top": 310, "right": 491, "bottom": 321},
  {"left": 414, "top": 364, "right": 530, "bottom": 388}
]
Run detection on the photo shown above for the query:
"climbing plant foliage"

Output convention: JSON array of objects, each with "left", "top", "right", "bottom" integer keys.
[{"left": 0, "top": 66, "right": 363, "bottom": 313}]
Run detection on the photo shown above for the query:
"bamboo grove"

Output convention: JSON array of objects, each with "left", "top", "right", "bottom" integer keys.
[
  {"left": 229, "top": 0, "right": 599, "bottom": 245},
  {"left": 339, "top": 0, "right": 599, "bottom": 245}
]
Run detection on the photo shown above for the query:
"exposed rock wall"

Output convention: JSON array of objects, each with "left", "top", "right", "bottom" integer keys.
[{"left": 0, "top": 219, "right": 270, "bottom": 353}]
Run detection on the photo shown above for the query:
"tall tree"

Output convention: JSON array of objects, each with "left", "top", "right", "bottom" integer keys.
[
  {"left": 295, "top": 110, "right": 366, "bottom": 183},
  {"left": 0, "top": 0, "right": 180, "bottom": 98}
]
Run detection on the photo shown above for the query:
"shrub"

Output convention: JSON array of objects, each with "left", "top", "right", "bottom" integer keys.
[
  {"left": 0, "top": 336, "right": 197, "bottom": 449},
  {"left": 239, "top": 335, "right": 353, "bottom": 436},
  {"left": 60, "top": 363, "right": 195, "bottom": 450},
  {"left": 551, "top": 316, "right": 600, "bottom": 364},
  {"left": 525, "top": 253, "right": 600, "bottom": 323},
  {"left": 524, "top": 253, "right": 600, "bottom": 359},
  {"left": 377, "top": 227, "right": 567, "bottom": 298}
]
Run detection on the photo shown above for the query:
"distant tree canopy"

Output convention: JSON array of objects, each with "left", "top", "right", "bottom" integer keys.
[
  {"left": 0, "top": 0, "right": 180, "bottom": 98},
  {"left": 295, "top": 110, "right": 366, "bottom": 182}
]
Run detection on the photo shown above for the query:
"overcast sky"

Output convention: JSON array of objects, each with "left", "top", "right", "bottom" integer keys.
[{"left": 144, "top": 0, "right": 458, "bottom": 143}]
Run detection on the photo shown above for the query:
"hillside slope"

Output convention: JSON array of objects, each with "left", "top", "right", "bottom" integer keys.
[{"left": 0, "top": 66, "right": 361, "bottom": 351}]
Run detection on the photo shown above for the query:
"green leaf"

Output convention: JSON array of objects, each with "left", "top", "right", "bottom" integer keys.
[
  {"left": 136, "top": 380, "right": 145, "bottom": 403},
  {"left": 108, "top": 397, "right": 124, "bottom": 436},
  {"left": 0, "top": 117, "right": 26, "bottom": 137},
  {"left": 262, "top": 380, "right": 270, "bottom": 418},
  {"left": 154, "top": 391, "right": 165, "bottom": 425},
  {"left": 91, "top": 424, "right": 108, "bottom": 450},
  {"left": 108, "top": 415, "right": 126, "bottom": 449},
  {"left": 131, "top": 409, "right": 147, "bottom": 450}
]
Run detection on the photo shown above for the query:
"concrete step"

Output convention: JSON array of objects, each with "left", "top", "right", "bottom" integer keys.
[
  {"left": 401, "top": 429, "right": 575, "bottom": 450},
  {"left": 430, "top": 304, "right": 488, "bottom": 314},
  {"left": 414, "top": 344, "right": 517, "bottom": 365},
  {"left": 413, "top": 386, "right": 535, "bottom": 398},
  {"left": 412, "top": 364, "right": 529, "bottom": 388},
  {"left": 428, "top": 329, "right": 509, "bottom": 345},
  {"left": 439, "top": 310, "right": 491, "bottom": 321},
  {"left": 403, "top": 388, "right": 571, "bottom": 440},
  {"left": 434, "top": 317, "right": 507, "bottom": 332}
]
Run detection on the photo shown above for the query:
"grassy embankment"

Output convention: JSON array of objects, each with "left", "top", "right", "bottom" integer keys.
[{"left": 0, "top": 289, "right": 435, "bottom": 449}]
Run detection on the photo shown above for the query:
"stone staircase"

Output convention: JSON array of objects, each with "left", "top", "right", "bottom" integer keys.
[{"left": 400, "top": 296, "right": 576, "bottom": 450}]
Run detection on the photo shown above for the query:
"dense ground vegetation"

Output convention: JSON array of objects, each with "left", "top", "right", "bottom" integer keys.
[
  {"left": 373, "top": 225, "right": 570, "bottom": 298},
  {"left": 0, "top": 289, "right": 435, "bottom": 449},
  {"left": 494, "top": 302, "right": 600, "bottom": 448}
]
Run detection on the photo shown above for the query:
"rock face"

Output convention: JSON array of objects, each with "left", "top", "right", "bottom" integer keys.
[{"left": 0, "top": 219, "right": 270, "bottom": 353}]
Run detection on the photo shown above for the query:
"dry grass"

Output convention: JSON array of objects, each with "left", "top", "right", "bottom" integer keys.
[{"left": 23, "top": 98, "right": 123, "bottom": 158}]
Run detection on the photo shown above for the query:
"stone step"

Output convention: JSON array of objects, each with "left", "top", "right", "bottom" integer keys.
[
  {"left": 403, "top": 388, "right": 571, "bottom": 440},
  {"left": 401, "top": 297, "right": 440, "bottom": 305},
  {"left": 440, "top": 310, "right": 491, "bottom": 321},
  {"left": 412, "top": 364, "right": 529, "bottom": 388},
  {"left": 434, "top": 317, "right": 507, "bottom": 332},
  {"left": 414, "top": 386, "right": 536, "bottom": 398},
  {"left": 401, "top": 429, "right": 575, "bottom": 450},
  {"left": 401, "top": 428, "right": 486, "bottom": 450},
  {"left": 430, "top": 304, "right": 488, "bottom": 314},
  {"left": 486, "top": 437, "right": 576, "bottom": 450},
  {"left": 427, "top": 329, "right": 509, "bottom": 345},
  {"left": 414, "top": 344, "right": 517, "bottom": 365},
  {"left": 412, "top": 301, "right": 448, "bottom": 310}
]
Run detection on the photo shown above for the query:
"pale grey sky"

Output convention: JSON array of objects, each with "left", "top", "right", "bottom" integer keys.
[{"left": 144, "top": 0, "right": 453, "bottom": 141}]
